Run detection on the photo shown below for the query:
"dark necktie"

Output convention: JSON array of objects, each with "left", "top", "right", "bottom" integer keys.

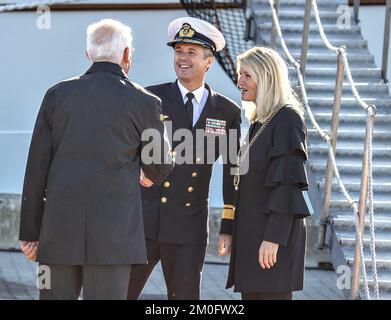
[{"left": 185, "top": 92, "right": 194, "bottom": 127}]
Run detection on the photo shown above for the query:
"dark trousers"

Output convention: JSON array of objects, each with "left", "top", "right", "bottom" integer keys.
[
  {"left": 127, "top": 239, "right": 206, "bottom": 300},
  {"left": 38, "top": 264, "right": 131, "bottom": 300},
  {"left": 241, "top": 292, "right": 293, "bottom": 300}
]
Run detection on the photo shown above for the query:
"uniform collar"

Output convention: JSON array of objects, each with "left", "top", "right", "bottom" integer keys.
[
  {"left": 85, "top": 62, "right": 129, "bottom": 79},
  {"left": 177, "top": 80, "right": 206, "bottom": 104}
]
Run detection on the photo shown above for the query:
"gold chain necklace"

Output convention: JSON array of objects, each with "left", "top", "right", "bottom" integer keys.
[{"left": 233, "top": 104, "right": 285, "bottom": 190}]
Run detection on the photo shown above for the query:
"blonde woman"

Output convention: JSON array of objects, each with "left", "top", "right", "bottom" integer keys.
[{"left": 219, "top": 46, "right": 311, "bottom": 300}]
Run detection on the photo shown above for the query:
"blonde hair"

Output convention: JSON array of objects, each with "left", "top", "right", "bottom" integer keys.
[
  {"left": 237, "top": 46, "right": 304, "bottom": 123},
  {"left": 87, "top": 19, "right": 133, "bottom": 65}
]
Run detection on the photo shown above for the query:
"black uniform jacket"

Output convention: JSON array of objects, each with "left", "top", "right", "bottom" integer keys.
[
  {"left": 19, "top": 62, "right": 173, "bottom": 265},
  {"left": 227, "top": 105, "right": 311, "bottom": 293},
  {"left": 142, "top": 81, "right": 241, "bottom": 246}
]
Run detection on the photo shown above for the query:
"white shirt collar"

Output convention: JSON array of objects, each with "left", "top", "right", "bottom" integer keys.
[{"left": 177, "top": 80, "right": 206, "bottom": 104}]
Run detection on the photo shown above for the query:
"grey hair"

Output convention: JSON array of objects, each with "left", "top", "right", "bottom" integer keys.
[{"left": 86, "top": 19, "right": 133, "bottom": 65}]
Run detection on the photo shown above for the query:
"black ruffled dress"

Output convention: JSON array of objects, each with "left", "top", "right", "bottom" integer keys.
[{"left": 226, "top": 105, "right": 311, "bottom": 293}]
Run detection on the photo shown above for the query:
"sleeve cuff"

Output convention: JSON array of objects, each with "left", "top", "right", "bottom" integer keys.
[
  {"left": 263, "top": 213, "right": 295, "bottom": 246},
  {"left": 220, "top": 218, "right": 233, "bottom": 235},
  {"left": 219, "top": 204, "right": 235, "bottom": 235}
]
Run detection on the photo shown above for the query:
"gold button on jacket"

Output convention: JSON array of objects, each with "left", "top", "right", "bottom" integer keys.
[{"left": 161, "top": 197, "right": 168, "bottom": 203}]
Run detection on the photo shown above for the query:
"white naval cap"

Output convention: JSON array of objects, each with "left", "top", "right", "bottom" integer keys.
[{"left": 167, "top": 16, "right": 226, "bottom": 53}]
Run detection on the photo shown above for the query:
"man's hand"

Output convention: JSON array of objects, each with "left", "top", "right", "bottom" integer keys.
[
  {"left": 140, "top": 169, "right": 153, "bottom": 188},
  {"left": 259, "top": 241, "right": 279, "bottom": 269},
  {"left": 218, "top": 234, "right": 232, "bottom": 256},
  {"left": 20, "top": 241, "right": 39, "bottom": 262}
]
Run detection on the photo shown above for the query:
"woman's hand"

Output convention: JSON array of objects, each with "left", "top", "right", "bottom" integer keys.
[
  {"left": 218, "top": 234, "right": 232, "bottom": 256},
  {"left": 259, "top": 240, "right": 279, "bottom": 269},
  {"left": 20, "top": 241, "right": 39, "bottom": 262}
]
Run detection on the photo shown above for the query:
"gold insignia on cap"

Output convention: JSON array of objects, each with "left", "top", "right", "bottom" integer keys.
[
  {"left": 179, "top": 23, "right": 195, "bottom": 38},
  {"left": 160, "top": 114, "right": 169, "bottom": 122}
]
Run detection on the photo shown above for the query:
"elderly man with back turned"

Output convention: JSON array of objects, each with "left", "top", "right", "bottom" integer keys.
[{"left": 18, "top": 19, "right": 173, "bottom": 300}]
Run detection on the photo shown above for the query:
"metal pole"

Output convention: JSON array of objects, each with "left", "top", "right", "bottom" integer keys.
[
  {"left": 244, "top": 0, "right": 253, "bottom": 41},
  {"left": 382, "top": 0, "right": 391, "bottom": 83},
  {"left": 316, "top": 51, "right": 344, "bottom": 249},
  {"left": 300, "top": 0, "right": 312, "bottom": 81},
  {"left": 271, "top": 0, "right": 280, "bottom": 49},
  {"left": 354, "top": 0, "right": 360, "bottom": 24},
  {"left": 351, "top": 106, "right": 376, "bottom": 300}
]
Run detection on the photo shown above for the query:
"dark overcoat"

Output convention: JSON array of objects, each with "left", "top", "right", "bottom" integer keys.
[
  {"left": 227, "top": 105, "right": 311, "bottom": 293},
  {"left": 19, "top": 62, "right": 173, "bottom": 265},
  {"left": 141, "top": 81, "right": 241, "bottom": 246}
]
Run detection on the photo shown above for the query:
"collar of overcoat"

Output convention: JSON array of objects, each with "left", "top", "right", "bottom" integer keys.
[{"left": 85, "top": 61, "right": 129, "bottom": 80}]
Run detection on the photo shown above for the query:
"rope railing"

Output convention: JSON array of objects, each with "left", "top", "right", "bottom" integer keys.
[
  {"left": 366, "top": 107, "right": 380, "bottom": 299},
  {"left": 265, "top": 0, "right": 378, "bottom": 300},
  {"left": 312, "top": 0, "right": 369, "bottom": 110},
  {"left": 309, "top": 0, "right": 379, "bottom": 300}
]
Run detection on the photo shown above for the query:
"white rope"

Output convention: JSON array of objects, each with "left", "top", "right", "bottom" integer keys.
[
  {"left": 267, "top": 0, "right": 378, "bottom": 299},
  {"left": 311, "top": 0, "right": 339, "bottom": 52},
  {"left": 327, "top": 130, "right": 370, "bottom": 300},
  {"left": 0, "top": 0, "right": 80, "bottom": 12},
  {"left": 311, "top": 0, "right": 370, "bottom": 111},
  {"left": 341, "top": 51, "right": 369, "bottom": 110},
  {"left": 311, "top": 0, "right": 379, "bottom": 300},
  {"left": 268, "top": 0, "right": 329, "bottom": 142},
  {"left": 366, "top": 106, "right": 380, "bottom": 299},
  {"left": 268, "top": 0, "right": 353, "bottom": 202}
]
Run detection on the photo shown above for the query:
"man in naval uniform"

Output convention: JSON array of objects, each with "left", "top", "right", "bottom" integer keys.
[{"left": 127, "top": 17, "right": 241, "bottom": 300}]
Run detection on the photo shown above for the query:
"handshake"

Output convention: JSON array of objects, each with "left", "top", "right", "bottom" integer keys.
[
  {"left": 140, "top": 169, "right": 154, "bottom": 188},
  {"left": 19, "top": 241, "right": 38, "bottom": 262}
]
